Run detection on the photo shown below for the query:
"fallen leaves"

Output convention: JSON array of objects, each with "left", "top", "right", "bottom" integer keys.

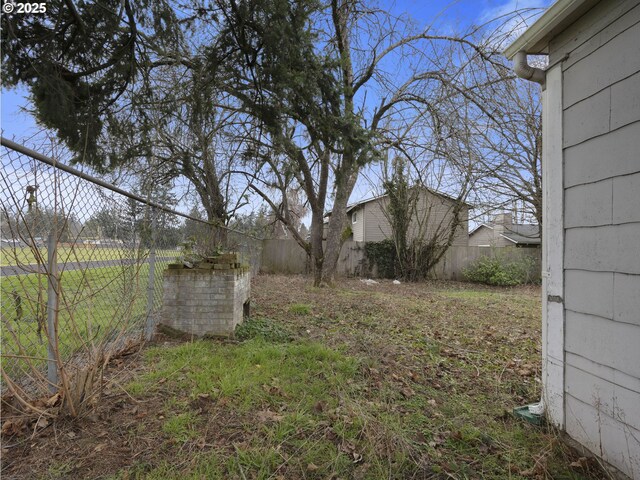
[
  {"left": 339, "top": 440, "right": 364, "bottom": 464},
  {"left": 45, "top": 393, "right": 61, "bottom": 408},
  {"left": 34, "top": 417, "right": 49, "bottom": 430},
  {"left": 400, "top": 386, "right": 415, "bottom": 398},
  {"left": 1, "top": 419, "right": 24, "bottom": 436},
  {"left": 570, "top": 456, "right": 590, "bottom": 469},
  {"left": 256, "top": 410, "right": 284, "bottom": 423},
  {"left": 1, "top": 276, "right": 602, "bottom": 479}
]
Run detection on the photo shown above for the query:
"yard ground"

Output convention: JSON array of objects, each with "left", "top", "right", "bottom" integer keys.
[{"left": 1, "top": 275, "right": 606, "bottom": 479}]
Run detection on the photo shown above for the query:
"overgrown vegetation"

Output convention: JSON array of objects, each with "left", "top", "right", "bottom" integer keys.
[
  {"left": 234, "top": 316, "right": 293, "bottom": 343},
  {"left": 2, "top": 276, "right": 605, "bottom": 479},
  {"left": 463, "top": 253, "right": 540, "bottom": 286},
  {"left": 375, "top": 157, "right": 469, "bottom": 282},
  {"left": 364, "top": 239, "right": 447, "bottom": 280},
  {"left": 2, "top": 0, "right": 527, "bottom": 287},
  {"left": 364, "top": 239, "right": 397, "bottom": 278}
]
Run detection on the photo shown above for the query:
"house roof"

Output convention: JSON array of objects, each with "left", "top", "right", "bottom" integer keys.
[
  {"left": 501, "top": 224, "right": 541, "bottom": 245},
  {"left": 503, "top": 0, "right": 598, "bottom": 59},
  {"left": 344, "top": 188, "right": 472, "bottom": 214},
  {"left": 468, "top": 223, "right": 493, "bottom": 236},
  {"left": 469, "top": 222, "right": 541, "bottom": 245}
]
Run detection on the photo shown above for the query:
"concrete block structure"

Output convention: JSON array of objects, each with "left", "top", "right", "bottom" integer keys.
[
  {"left": 505, "top": 1, "right": 640, "bottom": 477},
  {"left": 161, "top": 256, "right": 250, "bottom": 337}
]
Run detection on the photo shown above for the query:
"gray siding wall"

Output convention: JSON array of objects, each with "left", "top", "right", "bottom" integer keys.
[
  {"left": 364, "top": 199, "right": 392, "bottom": 242},
  {"left": 550, "top": 2, "right": 640, "bottom": 477},
  {"left": 362, "top": 192, "right": 468, "bottom": 246},
  {"left": 468, "top": 224, "right": 514, "bottom": 247},
  {"left": 468, "top": 225, "right": 495, "bottom": 246},
  {"left": 350, "top": 206, "right": 365, "bottom": 242}
]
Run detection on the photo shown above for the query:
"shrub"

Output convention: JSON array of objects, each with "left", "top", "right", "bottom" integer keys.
[
  {"left": 363, "top": 239, "right": 446, "bottom": 281},
  {"left": 363, "top": 240, "right": 397, "bottom": 278},
  {"left": 463, "top": 253, "right": 538, "bottom": 286}
]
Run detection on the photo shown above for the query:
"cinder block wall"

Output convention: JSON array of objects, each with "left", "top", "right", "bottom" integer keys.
[{"left": 161, "top": 267, "right": 250, "bottom": 337}]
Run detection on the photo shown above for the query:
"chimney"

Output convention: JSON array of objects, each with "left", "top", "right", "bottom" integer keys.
[{"left": 493, "top": 213, "right": 512, "bottom": 226}]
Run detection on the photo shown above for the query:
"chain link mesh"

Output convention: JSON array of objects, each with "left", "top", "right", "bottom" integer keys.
[{"left": 1, "top": 141, "right": 261, "bottom": 407}]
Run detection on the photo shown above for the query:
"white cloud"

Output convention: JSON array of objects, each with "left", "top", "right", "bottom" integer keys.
[
  {"left": 480, "top": 0, "right": 551, "bottom": 23},
  {"left": 479, "top": 0, "right": 553, "bottom": 50}
]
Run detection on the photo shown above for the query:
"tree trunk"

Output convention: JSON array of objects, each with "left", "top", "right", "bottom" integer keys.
[
  {"left": 309, "top": 210, "right": 325, "bottom": 287},
  {"left": 321, "top": 169, "right": 357, "bottom": 284}
]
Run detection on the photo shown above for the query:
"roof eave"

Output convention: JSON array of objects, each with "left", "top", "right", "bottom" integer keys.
[
  {"left": 498, "top": 234, "right": 518, "bottom": 244},
  {"left": 469, "top": 223, "right": 493, "bottom": 236},
  {"left": 499, "top": 233, "right": 541, "bottom": 245},
  {"left": 347, "top": 188, "right": 473, "bottom": 212},
  {"left": 503, "top": 0, "right": 597, "bottom": 59}
]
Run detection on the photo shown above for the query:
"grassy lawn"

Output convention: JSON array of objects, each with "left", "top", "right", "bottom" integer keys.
[
  {"left": 0, "top": 246, "right": 178, "bottom": 266},
  {"left": 1, "top": 262, "right": 167, "bottom": 376},
  {"left": 1, "top": 275, "right": 606, "bottom": 479}
]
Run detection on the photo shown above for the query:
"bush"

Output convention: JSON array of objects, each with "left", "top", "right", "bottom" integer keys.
[
  {"left": 463, "top": 253, "right": 538, "bottom": 286},
  {"left": 363, "top": 239, "right": 446, "bottom": 281},
  {"left": 363, "top": 240, "right": 397, "bottom": 278}
]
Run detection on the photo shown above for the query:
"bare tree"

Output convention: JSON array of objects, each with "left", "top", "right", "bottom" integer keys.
[
  {"left": 472, "top": 78, "right": 542, "bottom": 228},
  {"left": 2, "top": 0, "right": 528, "bottom": 284},
  {"left": 372, "top": 90, "right": 481, "bottom": 280},
  {"left": 211, "top": 0, "right": 511, "bottom": 285},
  {"left": 107, "top": 64, "right": 253, "bottom": 250}
]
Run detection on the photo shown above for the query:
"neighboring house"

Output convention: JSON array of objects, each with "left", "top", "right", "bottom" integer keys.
[
  {"left": 505, "top": 1, "right": 640, "bottom": 478},
  {"left": 469, "top": 213, "right": 540, "bottom": 248},
  {"left": 335, "top": 188, "right": 468, "bottom": 246}
]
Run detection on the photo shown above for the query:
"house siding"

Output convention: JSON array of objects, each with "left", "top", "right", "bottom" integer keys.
[
  {"left": 468, "top": 221, "right": 540, "bottom": 247},
  {"left": 364, "top": 199, "right": 392, "bottom": 242},
  {"left": 491, "top": 225, "right": 517, "bottom": 247},
  {"left": 362, "top": 191, "right": 468, "bottom": 246},
  {"left": 549, "top": 2, "right": 640, "bottom": 477},
  {"left": 350, "top": 206, "right": 365, "bottom": 242},
  {"left": 468, "top": 225, "right": 494, "bottom": 246}
]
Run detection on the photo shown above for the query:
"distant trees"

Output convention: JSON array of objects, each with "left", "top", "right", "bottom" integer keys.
[{"left": 83, "top": 208, "right": 123, "bottom": 241}]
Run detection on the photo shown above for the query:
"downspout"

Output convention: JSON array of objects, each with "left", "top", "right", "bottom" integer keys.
[
  {"left": 511, "top": 50, "right": 546, "bottom": 423},
  {"left": 513, "top": 51, "right": 546, "bottom": 85}
]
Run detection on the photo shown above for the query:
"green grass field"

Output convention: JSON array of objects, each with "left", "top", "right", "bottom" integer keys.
[
  {"left": 1, "top": 261, "right": 169, "bottom": 376},
  {"left": 0, "top": 246, "right": 178, "bottom": 267}
]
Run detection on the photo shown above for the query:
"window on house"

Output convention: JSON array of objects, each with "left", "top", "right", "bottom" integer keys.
[{"left": 352, "top": 211, "right": 358, "bottom": 223}]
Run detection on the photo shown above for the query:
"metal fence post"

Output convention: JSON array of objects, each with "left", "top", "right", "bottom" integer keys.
[
  {"left": 145, "top": 207, "right": 157, "bottom": 340},
  {"left": 46, "top": 232, "right": 58, "bottom": 392}
]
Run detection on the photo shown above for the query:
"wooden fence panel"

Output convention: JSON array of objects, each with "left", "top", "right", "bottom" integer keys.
[
  {"left": 258, "top": 239, "right": 541, "bottom": 281},
  {"left": 260, "top": 239, "right": 308, "bottom": 274}
]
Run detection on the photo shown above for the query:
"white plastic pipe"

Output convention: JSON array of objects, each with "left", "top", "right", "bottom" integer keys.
[
  {"left": 512, "top": 51, "right": 545, "bottom": 419},
  {"left": 513, "top": 51, "right": 546, "bottom": 85}
]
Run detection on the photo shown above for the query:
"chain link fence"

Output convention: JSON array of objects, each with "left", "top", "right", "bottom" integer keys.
[{"left": 1, "top": 138, "right": 262, "bottom": 415}]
